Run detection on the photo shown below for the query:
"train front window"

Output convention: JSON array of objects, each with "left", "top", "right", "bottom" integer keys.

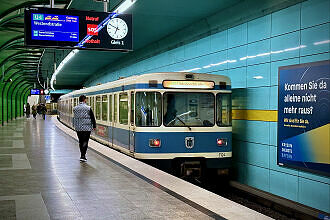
[
  {"left": 216, "top": 93, "right": 232, "bottom": 126},
  {"left": 135, "top": 92, "right": 162, "bottom": 127},
  {"left": 163, "top": 92, "right": 214, "bottom": 127}
]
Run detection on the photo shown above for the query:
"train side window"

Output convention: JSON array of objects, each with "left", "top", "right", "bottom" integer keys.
[
  {"left": 90, "top": 96, "right": 94, "bottom": 113},
  {"left": 216, "top": 93, "right": 232, "bottom": 127},
  {"left": 70, "top": 99, "right": 73, "bottom": 114},
  {"left": 102, "top": 95, "right": 108, "bottom": 121},
  {"left": 119, "top": 93, "right": 128, "bottom": 125},
  {"left": 114, "top": 94, "right": 118, "bottom": 123},
  {"left": 86, "top": 97, "right": 89, "bottom": 105},
  {"left": 135, "top": 92, "right": 162, "bottom": 127},
  {"left": 130, "top": 92, "right": 134, "bottom": 125},
  {"left": 109, "top": 95, "right": 112, "bottom": 122},
  {"left": 96, "top": 96, "right": 101, "bottom": 120}
]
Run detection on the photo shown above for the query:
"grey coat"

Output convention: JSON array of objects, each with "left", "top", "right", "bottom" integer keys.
[{"left": 73, "top": 103, "right": 96, "bottom": 131}]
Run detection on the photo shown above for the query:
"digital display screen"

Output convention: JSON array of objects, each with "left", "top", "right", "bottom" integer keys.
[
  {"left": 25, "top": 7, "right": 132, "bottom": 51},
  {"left": 31, "top": 13, "right": 79, "bottom": 42},
  {"left": 31, "top": 89, "right": 44, "bottom": 95},
  {"left": 163, "top": 80, "right": 215, "bottom": 89},
  {"left": 278, "top": 60, "right": 330, "bottom": 176}
]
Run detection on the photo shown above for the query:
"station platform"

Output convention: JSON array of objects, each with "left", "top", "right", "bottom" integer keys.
[{"left": 0, "top": 116, "right": 271, "bottom": 220}]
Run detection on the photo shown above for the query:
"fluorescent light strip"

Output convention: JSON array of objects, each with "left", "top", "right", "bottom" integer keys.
[
  {"left": 179, "top": 67, "right": 201, "bottom": 72},
  {"left": 313, "top": 40, "right": 330, "bottom": 45},
  {"left": 114, "top": 0, "right": 137, "bottom": 13}
]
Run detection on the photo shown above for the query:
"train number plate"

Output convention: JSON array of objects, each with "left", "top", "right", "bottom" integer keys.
[{"left": 219, "top": 152, "right": 227, "bottom": 158}]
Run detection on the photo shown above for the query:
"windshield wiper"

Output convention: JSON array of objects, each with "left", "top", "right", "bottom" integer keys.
[
  {"left": 175, "top": 116, "right": 191, "bottom": 130},
  {"left": 167, "top": 111, "right": 192, "bottom": 130}
]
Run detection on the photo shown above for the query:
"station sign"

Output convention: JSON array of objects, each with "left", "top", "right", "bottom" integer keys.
[
  {"left": 30, "top": 89, "right": 44, "bottom": 95},
  {"left": 277, "top": 60, "right": 330, "bottom": 176},
  {"left": 24, "top": 7, "right": 132, "bottom": 51}
]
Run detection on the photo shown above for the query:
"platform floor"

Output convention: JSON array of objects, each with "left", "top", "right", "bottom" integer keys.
[{"left": 0, "top": 116, "right": 215, "bottom": 220}]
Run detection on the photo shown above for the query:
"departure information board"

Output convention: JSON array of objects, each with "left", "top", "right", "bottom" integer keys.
[
  {"left": 278, "top": 60, "right": 330, "bottom": 176},
  {"left": 25, "top": 7, "right": 132, "bottom": 51},
  {"left": 31, "top": 14, "right": 79, "bottom": 42}
]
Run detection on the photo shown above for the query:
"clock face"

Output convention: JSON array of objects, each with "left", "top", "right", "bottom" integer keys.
[{"left": 107, "top": 18, "right": 128, "bottom": 40}]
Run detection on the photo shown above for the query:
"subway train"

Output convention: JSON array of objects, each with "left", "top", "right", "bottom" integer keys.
[{"left": 58, "top": 72, "right": 232, "bottom": 177}]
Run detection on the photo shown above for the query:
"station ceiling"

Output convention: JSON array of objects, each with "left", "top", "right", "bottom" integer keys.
[{"left": 0, "top": 0, "right": 303, "bottom": 90}]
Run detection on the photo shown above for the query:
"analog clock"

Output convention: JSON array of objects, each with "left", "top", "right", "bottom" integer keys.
[{"left": 107, "top": 18, "right": 128, "bottom": 40}]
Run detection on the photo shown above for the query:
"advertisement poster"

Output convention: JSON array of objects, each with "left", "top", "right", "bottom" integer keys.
[{"left": 278, "top": 60, "right": 329, "bottom": 176}]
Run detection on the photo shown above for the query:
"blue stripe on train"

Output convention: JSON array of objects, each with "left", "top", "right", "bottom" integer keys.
[
  {"left": 135, "top": 131, "right": 231, "bottom": 154},
  {"left": 98, "top": 124, "right": 231, "bottom": 154}
]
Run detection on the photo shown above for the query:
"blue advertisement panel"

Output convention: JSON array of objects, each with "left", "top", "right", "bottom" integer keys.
[{"left": 278, "top": 60, "right": 330, "bottom": 176}]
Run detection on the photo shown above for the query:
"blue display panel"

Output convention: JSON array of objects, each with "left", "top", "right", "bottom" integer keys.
[
  {"left": 25, "top": 7, "right": 132, "bottom": 51},
  {"left": 277, "top": 60, "right": 330, "bottom": 176},
  {"left": 31, "top": 89, "right": 44, "bottom": 95},
  {"left": 31, "top": 13, "right": 79, "bottom": 42}
]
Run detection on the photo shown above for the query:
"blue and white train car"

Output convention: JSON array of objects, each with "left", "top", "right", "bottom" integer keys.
[{"left": 58, "top": 72, "right": 232, "bottom": 176}]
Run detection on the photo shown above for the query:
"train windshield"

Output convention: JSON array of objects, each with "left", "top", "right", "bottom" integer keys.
[
  {"left": 163, "top": 92, "right": 214, "bottom": 127},
  {"left": 135, "top": 92, "right": 162, "bottom": 127}
]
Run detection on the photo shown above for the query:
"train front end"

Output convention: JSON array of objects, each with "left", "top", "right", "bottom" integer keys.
[{"left": 133, "top": 73, "right": 232, "bottom": 177}]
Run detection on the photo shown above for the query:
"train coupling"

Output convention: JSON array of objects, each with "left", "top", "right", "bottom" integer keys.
[
  {"left": 217, "top": 168, "right": 229, "bottom": 176},
  {"left": 180, "top": 161, "right": 202, "bottom": 178}
]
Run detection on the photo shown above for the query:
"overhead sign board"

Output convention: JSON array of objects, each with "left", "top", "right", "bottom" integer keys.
[
  {"left": 31, "top": 89, "right": 44, "bottom": 95},
  {"left": 24, "top": 7, "right": 132, "bottom": 51},
  {"left": 278, "top": 60, "right": 330, "bottom": 176}
]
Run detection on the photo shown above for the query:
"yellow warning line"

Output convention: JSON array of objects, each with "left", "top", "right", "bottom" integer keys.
[{"left": 232, "top": 110, "right": 278, "bottom": 122}]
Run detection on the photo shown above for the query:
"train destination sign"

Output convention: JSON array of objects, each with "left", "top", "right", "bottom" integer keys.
[
  {"left": 163, "top": 80, "right": 215, "bottom": 89},
  {"left": 24, "top": 7, "right": 132, "bottom": 51},
  {"left": 277, "top": 60, "right": 330, "bottom": 176}
]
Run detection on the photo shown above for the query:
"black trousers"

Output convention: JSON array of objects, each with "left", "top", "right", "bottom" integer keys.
[{"left": 76, "top": 131, "right": 91, "bottom": 158}]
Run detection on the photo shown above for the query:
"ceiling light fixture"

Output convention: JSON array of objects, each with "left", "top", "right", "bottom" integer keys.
[
  {"left": 114, "top": 0, "right": 137, "bottom": 13},
  {"left": 313, "top": 40, "right": 330, "bottom": 45}
]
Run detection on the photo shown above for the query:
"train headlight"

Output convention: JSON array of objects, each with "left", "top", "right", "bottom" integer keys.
[
  {"left": 217, "top": 138, "right": 227, "bottom": 146},
  {"left": 149, "top": 139, "right": 161, "bottom": 147}
]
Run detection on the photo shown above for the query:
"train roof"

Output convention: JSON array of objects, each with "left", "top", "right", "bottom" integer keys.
[{"left": 59, "top": 72, "right": 231, "bottom": 100}]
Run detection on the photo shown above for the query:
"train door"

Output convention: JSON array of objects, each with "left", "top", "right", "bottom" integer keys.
[{"left": 129, "top": 91, "right": 135, "bottom": 152}]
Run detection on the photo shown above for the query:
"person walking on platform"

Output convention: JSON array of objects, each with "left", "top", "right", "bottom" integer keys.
[
  {"left": 26, "top": 103, "right": 30, "bottom": 118},
  {"left": 37, "top": 104, "right": 41, "bottom": 115},
  {"left": 73, "top": 95, "right": 96, "bottom": 162},
  {"left": 40, "top": 104, "right": 47, "bottom": 120},
  {"left": 32, "top": 105, "right": 37, "bottom": 119}
]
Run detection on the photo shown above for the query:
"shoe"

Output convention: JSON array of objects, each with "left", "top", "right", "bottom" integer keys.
[{"left": 80, "top": 158, "right": 87, "bottom": 162}]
